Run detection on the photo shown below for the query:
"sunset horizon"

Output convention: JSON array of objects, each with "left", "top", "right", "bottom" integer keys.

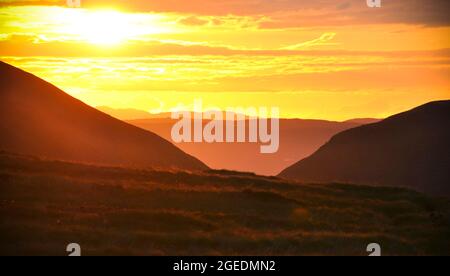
[{"left": 1, "top": 1, "right": 449, "bottom": 121}]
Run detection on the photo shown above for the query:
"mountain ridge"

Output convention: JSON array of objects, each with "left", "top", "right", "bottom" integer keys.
[
  {"left": 279, "top": 100, "right": 450, "bottom": 196},
  {"left": 0, "top": 61, "right": 207, "bottom": 171}
]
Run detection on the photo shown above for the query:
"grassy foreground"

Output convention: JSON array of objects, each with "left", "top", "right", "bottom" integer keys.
[{"left": 0, "top": 152, "right": 449, "bottom": 256}]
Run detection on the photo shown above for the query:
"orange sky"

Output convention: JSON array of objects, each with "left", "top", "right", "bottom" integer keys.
[{"left": 0, "top": 0, "right": 449, "bottom": 120}]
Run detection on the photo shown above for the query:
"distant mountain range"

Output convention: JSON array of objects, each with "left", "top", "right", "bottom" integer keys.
[
  {"left": 96, "top": 106, "right": 158, "bottom": 120},
  {"left": 344, "top": 118, "right": 382, "bottom": 124},
  {"left": 98, "top": 108, "right": 381, "bottom": 175},
  {"left": 0, "top": 61, "right": 207, "bottom": 171},
  {"left": 98, "top": 106, "right": 382, "bottom": 125},
  {"left": 128, "top": 118, "right": 366, "bottom": 175},
  {"left": 279, "top": 101, "right": 450, "bottom": 196}
]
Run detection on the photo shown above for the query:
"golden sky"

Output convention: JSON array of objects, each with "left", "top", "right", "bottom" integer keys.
[{"left": 0, "top": 0, "right": 449, "bottom": 120}]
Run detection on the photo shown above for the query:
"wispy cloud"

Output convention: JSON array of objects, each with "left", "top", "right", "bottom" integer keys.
[{"left": 281, "top": 33, "right": 338, "bottom": 50}]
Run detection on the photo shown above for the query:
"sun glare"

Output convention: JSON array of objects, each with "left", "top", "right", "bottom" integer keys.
[
  {"left": 54, "top": 8, "right": 164, "bottom": 46},
  {"left": 78, "top": 10, "right": 132, "bottom": 45}
]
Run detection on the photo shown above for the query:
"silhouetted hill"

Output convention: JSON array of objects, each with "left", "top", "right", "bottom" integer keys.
[
  {"left": 279, "top": 101, "right": 450, "bottom": 196},
  {"left": 128, "top": 118, "right": 362, "bottom": 175},
  {"left": 0, "top": 61, "right": 207, "bottom": 171}
]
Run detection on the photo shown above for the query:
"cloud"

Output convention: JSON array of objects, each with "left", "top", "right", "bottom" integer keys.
[
  {"left": 258, "top": 0, "right": 450, "bottom": 28},
  {"left": 178, "top": 16, "right": 209, "bottom": 26},
  {"left": 1, "top": 0, "right": 449, "bottom": 27},
  {"left": 0, "top": 0, "right": 60, "bottom": 7},
  {"left": 1, "top": 32, "right": 450, "bottom": 58},
  {"left": 281, "top": 33, "right": 338, "bottom": 50}
]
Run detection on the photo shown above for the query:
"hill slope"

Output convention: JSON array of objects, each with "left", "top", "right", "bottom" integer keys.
[
  {"left": 279, "top": 101, "right": 450, "bottom": 196},
  {"left": 0, "top": 152, "right": 449, "bottom": 256},
  {"left": 0, "top": 61, "right": 207, "bottom": 171}
]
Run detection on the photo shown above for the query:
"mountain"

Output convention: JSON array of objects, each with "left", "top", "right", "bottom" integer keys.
[
  {"left": 128, "top": 118, "right": 363, "bottom": 175},
  {"left": 0, "top": 61, "right": 207, "bottom": 171},
  {"left": 96, "top": 106, "right": 155, "bottom": 120},
  {"left": 96, "top": 106, "right": 174, "bottom": 120},
  {"left": 279, "top": 101, "right": 450, "bottom": 196}
]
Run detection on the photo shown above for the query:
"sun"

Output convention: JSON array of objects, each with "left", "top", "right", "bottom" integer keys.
[
  {"left": 49, "top": 7, "right": 172, "bottom": 46},
  {"left": 69, "top": 10, "right": 134, "bottom": 46},
  {"left": 77, "top": 10, "right": 132, "bottom": 45},
  {"left": 56, "top": 9, "right": 144, "bottom": 46}
]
